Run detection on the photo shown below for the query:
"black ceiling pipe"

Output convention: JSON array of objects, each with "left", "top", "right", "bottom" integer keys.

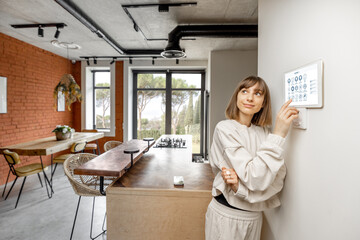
[
  {"left": 168, "top": 24, "right": 258, "bottom": 41},
  {"left": 161, "top": 24, "right": 258, "bottom": 58},
  {"left": 54, "top": 0, "right": 163, "bottom": 56}
]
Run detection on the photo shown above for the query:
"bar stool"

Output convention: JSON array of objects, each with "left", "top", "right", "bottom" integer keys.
[
  {"left": 143, "top": 138, "right": 154, "bottom": 153},
  {"left": 123, "top": 148, "right": 140, "bottom": 171}
]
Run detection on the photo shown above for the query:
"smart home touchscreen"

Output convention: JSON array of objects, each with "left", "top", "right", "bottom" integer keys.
[{"left": 284, "top": 60, "right": 323, "bottom": 108}]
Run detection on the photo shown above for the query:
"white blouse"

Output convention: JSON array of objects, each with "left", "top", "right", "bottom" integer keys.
[{"left": 210, "top": 119, "right": 287, "bottom": 211}]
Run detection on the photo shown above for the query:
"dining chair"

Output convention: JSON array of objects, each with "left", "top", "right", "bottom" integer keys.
[
  {"left": 82, "top": 129, "right": 101, "bottom": 155},
  {"left": 64, "top": 153, "right": 115, "bottom": 240},
  {"left": 2, "top": 149, "right": 49, "bottom": 209},
  {"left": 103, "top": 140, "right": 122, "bottom": 152},
  {"left": 51, "top": 141, "right": 87, "bottom": 177}
]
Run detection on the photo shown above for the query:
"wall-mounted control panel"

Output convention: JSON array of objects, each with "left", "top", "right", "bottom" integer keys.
[{"left": 284, "top": 60, "right": 323, "bottom": 108}]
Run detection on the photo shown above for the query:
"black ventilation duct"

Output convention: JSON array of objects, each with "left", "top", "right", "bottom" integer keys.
[{"left": 161, "top": 24, "right": 258, "bottom": 58}]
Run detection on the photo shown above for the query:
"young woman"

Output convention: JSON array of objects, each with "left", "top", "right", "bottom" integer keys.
[{"left": 205, "top": 76, "right": 298, "bottom": 240}]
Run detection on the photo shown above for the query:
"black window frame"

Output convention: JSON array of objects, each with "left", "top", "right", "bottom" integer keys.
[{"left": 133, "top": 69, "right": 206, "bottom": 156}]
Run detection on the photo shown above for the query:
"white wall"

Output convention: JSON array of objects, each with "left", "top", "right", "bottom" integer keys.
[
  {"left": 258, "top": 1, "right": 360, "bottom": 239},
  {"left": 123, "top": 59, "right": 208, "bottom": 141},
  {"left": 209, "top": 50, "right": 257, "bottom": 142}
]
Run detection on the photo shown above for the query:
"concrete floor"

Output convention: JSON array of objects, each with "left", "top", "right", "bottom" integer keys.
[{"left": 0, "top": 165, "right": 107, "bottom": 240}]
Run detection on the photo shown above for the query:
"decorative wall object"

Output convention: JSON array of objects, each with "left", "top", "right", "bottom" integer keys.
[
  {"left": 53, "top": 74, "right": 82, "bottom": 111},
  {"left": 0, "top": 76, "right": 7, "bottom": 114}
]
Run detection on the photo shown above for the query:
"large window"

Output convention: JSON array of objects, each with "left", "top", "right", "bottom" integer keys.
[
  {"left": 133, "top": 70, "right": 205, "bottom": 155},
  {"left": 93, "top": 70, "right": 111, "bottom": 130},
  {"left": 83, "top": 65, "right": 115, "bottom": 137}
]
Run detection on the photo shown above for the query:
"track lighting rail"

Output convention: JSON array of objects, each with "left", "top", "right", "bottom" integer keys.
[
  {"left": 11, "top": 23, "right": 67, "bottom": 39},
  {"left": 121, "top": 2, "right": 197, "bottom": 42},
  {"left": 55, "top": 0, "right": 163, "bottom": 56},
  {"left": 11, "top": 23, "right": 67, "bottom": 29}
]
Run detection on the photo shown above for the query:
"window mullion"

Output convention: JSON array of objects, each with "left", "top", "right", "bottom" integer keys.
[
  {"left": 92, "top": 71, "right": 96, "bottom": 130},
  {"left": 133, "top": 73, "right": 138, "bottom": 138},
  {"left": 165, "top": 72, "right": 172, "bottom": 134},
  {"left": 200, "top": 72, "right": 205, "bottom": 156}
]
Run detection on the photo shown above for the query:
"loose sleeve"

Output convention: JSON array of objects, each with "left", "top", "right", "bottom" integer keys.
[
  {"left": 233, "top": 164, "right": 286, "bottom": 203},
  {"left": 219, "top": 128, "right": 285, "bottom": 192}
]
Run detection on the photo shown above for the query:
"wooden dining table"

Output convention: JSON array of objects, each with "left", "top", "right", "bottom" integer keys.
[
  {"left": 0, "top": 132, "right": 104, "bottom": 156},
  {"left": 0, "top": 132, "right": 104, "bottom": 197}
]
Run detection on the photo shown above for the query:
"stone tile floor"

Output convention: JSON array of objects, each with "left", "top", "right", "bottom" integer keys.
[{"left": 0, "top": 165, "right": 107, "bottom": 240}]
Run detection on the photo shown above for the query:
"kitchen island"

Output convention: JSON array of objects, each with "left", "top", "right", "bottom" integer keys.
[{"left": 106, "top": 135, "right": 214, "bottom": 240}]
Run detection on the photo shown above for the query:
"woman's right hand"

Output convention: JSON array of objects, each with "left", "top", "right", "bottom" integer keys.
[
  {"left": 273, "top": 99, "right": 299, "bottom": 138},
  {"left": 221, "top": 167, "right": 239, "bottom": 193}
]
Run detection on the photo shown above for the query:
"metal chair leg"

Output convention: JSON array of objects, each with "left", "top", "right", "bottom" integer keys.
[
  {"left": 5, "top": 176, "right": 18, "bottom": 200},
  {"left": 37, "top": 173, "right": 43, "bottom": 187},
  {"left": 42, "top": 169, "right": 52, "bottom": 198},
  {"left": 90, "top": 196, "right": 107, "bottom": 239},
  {"left": 14, "top": 176, "right": 27, "bottom": 209},
  {"left": 40, "top": 156, "right": 53, "bottom": 197},
  {"left": 96, "top": 140, "right": 101, "bottom": 155},
  {"left": 102, "top": 212, "right": 107, "bottom": 232},
  {"left": 2, "top": 169, "right": 11, "bottom": 197},
  {"left": 52, "top": 163, "right": 58, "bottom": 178},
  {"left": 70, "top": 196, "right": 82, "bottom": 240}
]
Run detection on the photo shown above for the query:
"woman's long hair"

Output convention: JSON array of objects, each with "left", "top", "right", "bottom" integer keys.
[{"left": 225, "top": 76, "right": 272, "bottom": 127}]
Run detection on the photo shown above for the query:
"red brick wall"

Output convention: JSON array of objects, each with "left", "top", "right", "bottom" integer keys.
[{"left": 0, "top": 33, "right": 80, "bottom": 185}]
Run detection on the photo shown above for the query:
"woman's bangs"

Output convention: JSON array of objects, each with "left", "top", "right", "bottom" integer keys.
[{"left": 242, "top": 78, "right": 267, "bottom": 94}]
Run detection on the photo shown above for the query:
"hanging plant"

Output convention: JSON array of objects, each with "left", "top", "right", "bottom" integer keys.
[{"left": 53, "top": 74, "right": 82, "bottom": 111}]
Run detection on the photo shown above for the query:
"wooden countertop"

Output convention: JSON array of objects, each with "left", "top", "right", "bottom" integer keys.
[
  {"left": 0, "top": 132, "right": 104, "bottom": 156},
  {"left": 74, "top": 139, "right": 153, "bottom": 177},
  {"left": 110, "top": 135, "right": 214, "bottom": 191}
]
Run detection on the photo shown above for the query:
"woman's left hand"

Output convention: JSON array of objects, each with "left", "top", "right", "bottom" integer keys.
[{"left": 221, "top": 167, "right": 239, "bottom": 193}]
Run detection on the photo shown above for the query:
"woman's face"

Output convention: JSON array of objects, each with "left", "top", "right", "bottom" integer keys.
[{"left": 236, "top": 82, "right": 265, "bottom": 118}]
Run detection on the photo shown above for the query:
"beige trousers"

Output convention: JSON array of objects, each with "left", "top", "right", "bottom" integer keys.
[{"left": 205, "top": 198, "right": 263, "bottom": 240}]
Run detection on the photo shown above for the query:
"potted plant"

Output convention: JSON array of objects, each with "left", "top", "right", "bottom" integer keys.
[{"left": 52, "top": 125, "right": 75, "bottom": 141}]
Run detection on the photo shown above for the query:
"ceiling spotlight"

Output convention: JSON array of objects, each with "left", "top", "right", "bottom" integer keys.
[
  {"left": 110, "top": 57, "right": 116, "bottom": 65},
  {"left": 129, "top": 57, "right": 133, "bottom": 64},
  {"left": 54, "top": 27, "right": 60, "bottom": 39},
  {"left": 38, "top": 26, "right": 44, "bottom": 37},
  {"left": 94, "top": 58, "right": 97, "bottom": 65},
  {"left": 86, "top": 58, "right": 90, "bottom": 66}
]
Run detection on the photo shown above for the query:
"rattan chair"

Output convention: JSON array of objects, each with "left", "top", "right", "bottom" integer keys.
[
  {"left": 2, "top": 150, "right": 49, "bottom": 208},
  {"left": 103, "top": 140, "right": 122, "bottom": 152},
  {"left": 51, "top": 141, "right": 87, "bottom": 178},
  {"left": 82, "top": 129, "right": 100, "bottom": 155},
  {"left": 64, "top": 153, "right": 114, "bottom": 240}
]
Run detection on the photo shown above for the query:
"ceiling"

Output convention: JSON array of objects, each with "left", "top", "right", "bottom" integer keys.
[{"left": 0, "top": 0, "right": 258, "bottom": 61}]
